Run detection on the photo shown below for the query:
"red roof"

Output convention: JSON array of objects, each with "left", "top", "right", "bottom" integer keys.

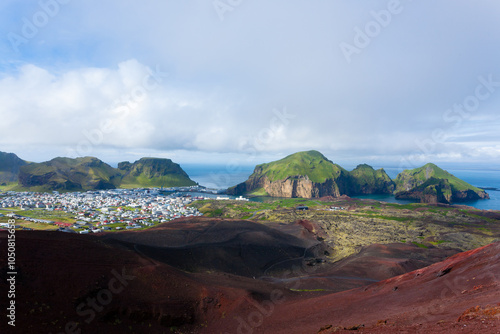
[{"left": 54, "top": 222, "right": 72, "bottom": 227}]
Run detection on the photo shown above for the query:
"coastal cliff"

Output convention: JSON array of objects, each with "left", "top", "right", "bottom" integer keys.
[
  {"left": 394, "top": 163, "right": 489, "bottom": 204},
  {"left": 227, "top": 151, "right": 394, "bottom": 198}
]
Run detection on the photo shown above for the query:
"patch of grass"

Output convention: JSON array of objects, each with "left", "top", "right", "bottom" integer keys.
[
  {"left": 208, "top": 208, "right": 223, "bottom": 217},
  {"left": 429, "top": 240, "right": 449, "bottom": 246},
  {"left": 356, "top": 213, "right": 411, "bottom": 222},
  {"left": 412, "top": 242, "right": 428, "bottom": 249},
  {"left": 0, "top": 182, "right": 18, "bottom": 191},
  {"left": 248, "top": 188, "right": 269, "bottom": 196},
  {"left": 16, "top": 222, "right": 58, "bottom": 231},
  {"left": 384, "top": 203, "right": 420, "bottom": 210},
  {"left": 18, "top": 209, "right": 76, "bottom": 223},
  {"left": 256, "top": 150, "right": 346, "bottom": 183},
  {"left": 476, "top": 227, "right": 492, "bottom": 234}
]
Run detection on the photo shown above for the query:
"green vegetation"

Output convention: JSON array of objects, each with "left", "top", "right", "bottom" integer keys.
[
  {"left": 18, "top": 156, "right": 122, "bottom": 191},
  {"left": 190, "top": 196, "right": 500, "bottom": 262},
  {"left": 394, "top": 163, "right": 488, "bottom": 204},
  {"left": 429, "top": 240, "right": 449, "bottom": 246},
  {"left": 15, "top": 156, "right": 195, "bottom": 192},
  {"left": 228, "top": 150, "right": 395, "bottom": 197},
  {"left": 0, "top": 182, "right": 19, "bottom": 191},
  {"left": 395, "top": 163, "right": 483, "bottom": 193},
  {"left": 255, "top": 150, "right": 346, "bottom": 183},
  {"left": 349, "top": 164, "right": 395, "bottom": 194},
  {"left": 119, "top": 157, "right": 196, "bottom": 188},
  {"left": 19, "top": 209, "right": 76, "bottom": 223},
  {"left": 248, "top": 188, "right": 269, "bottom": 196},
  {"left": 0, "top": 151, "right": 28, "bottom": 184},
  {"left": 412, "top": 242, "right": 429, "bottom": 249}
]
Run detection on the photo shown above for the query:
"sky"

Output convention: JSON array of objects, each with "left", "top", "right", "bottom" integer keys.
[{"left": 1, "top": 0, "right": 500, "bottom": 170}]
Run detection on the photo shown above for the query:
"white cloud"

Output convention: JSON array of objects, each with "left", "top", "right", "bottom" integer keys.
[{"left": 0, "top": 1, "right": 499, "bottom": 166}]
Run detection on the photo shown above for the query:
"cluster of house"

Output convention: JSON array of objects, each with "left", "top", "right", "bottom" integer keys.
[
  {"left": 0, "top": 188, "right": 204, "bottom": 233},
  {"left": 329, "top": 206, "right": 347, "bottom": 211}
]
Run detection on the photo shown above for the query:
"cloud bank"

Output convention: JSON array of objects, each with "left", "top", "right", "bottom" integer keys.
[{"left": 0, "top": 0, "right": 499, "bottom": 166}]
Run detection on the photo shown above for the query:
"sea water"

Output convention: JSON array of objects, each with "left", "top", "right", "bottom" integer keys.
[
  {"left": 380, "top": 167, "right": 500, "bottom": 211},
  {"left": 182, "top": 164, "right": 500, "bottom": 210}
]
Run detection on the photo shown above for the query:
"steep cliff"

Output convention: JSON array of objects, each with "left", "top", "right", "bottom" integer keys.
[
  {"left": 118, "top": 157, "right": 196, "bottom": 188},
  {"left": 227, "top": 151, "right": 394, "bottom": 198},
  {"left": 394, "top": 163, "right": 489, "bottom": 204},
  {"left": 17, "top": 156, "right": 196, "bottom": 191},
  {"left": 350, "top": 164, "right": 395, "bottom": 194}
]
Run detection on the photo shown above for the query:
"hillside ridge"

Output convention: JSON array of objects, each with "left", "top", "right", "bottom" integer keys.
[
  {"left": 0, "top": 152, "right": 196, "bottom": 191},
  {"left": 228, "top": 150, "right": 395, "bottom": 198}
]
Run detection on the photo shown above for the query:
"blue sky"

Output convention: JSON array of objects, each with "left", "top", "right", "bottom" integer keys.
[{"left": 1, "top": 0, "right": 500, "bottom": 169}]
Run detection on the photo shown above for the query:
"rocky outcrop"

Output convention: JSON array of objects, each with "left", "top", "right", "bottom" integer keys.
[
  {"left": 118, "top": 157, "right": 196, "bottom": 187},
  {"left": 349, "top": 164, "right": 395, "bottom": 194},
  {"left": 18, "top": 157, "right": 121, "bottom": 191},
  {"left": 17, "top": 156, "right": 196, "bottom": 191},
  {"left": 395, "top": 178, "right": 453, "bottom": 204},
  {"left": 227, "top": 151, "right": 394, "bottom": 198},
  {"left": 261, "top": 175, "right": 343, "bottom": 198},
  {"left": 394, "top": 164, "right": 489, "bottom": 204}
]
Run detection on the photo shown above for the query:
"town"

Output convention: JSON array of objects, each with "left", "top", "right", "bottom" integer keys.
[{"left": 0, "top": 187, "right": 212, "bottom": 233}]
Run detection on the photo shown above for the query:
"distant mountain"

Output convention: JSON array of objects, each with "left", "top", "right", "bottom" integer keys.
[
  {"left": 18, "top": 157, "right": 122, "bottom": 191},
  {"left": 118, "top": 157, "right": 196, "bottom": 188},
  {"left": 227, "top": 150, "right": 394, "bottom": 198},
  {"left": 15, "top": 156, "right": 196, "bottom": 192},
  {"left": 394, "top": 163, "right": 489, "bottom": 204},
  {"left": 350, "top": 163, "right": 395, "bottom": 195},
  {"left": 0, "top": 151, "right": 29, "bottom": 184}
]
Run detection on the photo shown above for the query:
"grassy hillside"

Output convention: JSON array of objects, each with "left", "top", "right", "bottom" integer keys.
[
  {"left": 350, "top": 164, "right": 395, "bottom": 194},
  {"left": 119, "top": 157, "right": 196, "bottom": 188},
  {"left": 228, "top": 151, "right": 396, "bottom": 197},
  {"left": 15, "top": 156, "right": 197, "bottom": 191},
  {"left": 255, "top": 150, "right": 347, "bottom": 183},
  {"left": 18, "top": 157, "right": 121, "bottom": 191},
  {"left": 395, "top": 163, "right": 482, "bottom": 192},
  {"left": 0, "top": 151, "right": 29, "bottom": 184}
]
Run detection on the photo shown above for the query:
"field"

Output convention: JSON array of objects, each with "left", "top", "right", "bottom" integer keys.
[{"left": 190, "top": 197, "right": 500, "bottom": 260}]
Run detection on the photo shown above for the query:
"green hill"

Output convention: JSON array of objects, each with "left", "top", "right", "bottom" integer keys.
[
  {"left": 0, "top": 151, "right": 29, "bottom": 187},
  {"left": 255, "top": 150, "right": 347, "bottom": 183},
  {"left": 350, "top": 164, "right": 395, "bottom": 194},
  {"left": 228, "top": 150, "right": 394, "bottom": 198},
  {"left": 394, "top": 163, "right": 489, "bottom": 203},
  {"left": 119, "top": 158, "right": 196, "bottom": 188},
  {"left": 18, "top": 157, "right": 122, "bottom": 191},
  {"left": 15, "top": 156, "right": 196, "bottom": 192}
]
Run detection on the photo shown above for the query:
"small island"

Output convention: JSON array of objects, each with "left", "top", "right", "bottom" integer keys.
[{"left": 228, "top": 151, "right": 489, "bottom": 205}]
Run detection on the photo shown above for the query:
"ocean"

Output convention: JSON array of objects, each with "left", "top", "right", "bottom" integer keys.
[{"left": 182, "top": 164, "right": 500, "bottom": 210}]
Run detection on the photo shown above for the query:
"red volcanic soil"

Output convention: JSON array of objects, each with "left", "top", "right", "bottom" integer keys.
[
  {"left": 0, "top": 230, "right": 282, "bottom": 334},
  {"left": 102, "top": 217, "right": 329, "bottom": 278},
  {"left": 1, "top": 218, "right": 499, "bottom": 334},
  {"left": 267, "top": 242, "right": 461, "bottom": 293},
  {"left": 204, "top": 242, "right": 500, "bottom": 333}
]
